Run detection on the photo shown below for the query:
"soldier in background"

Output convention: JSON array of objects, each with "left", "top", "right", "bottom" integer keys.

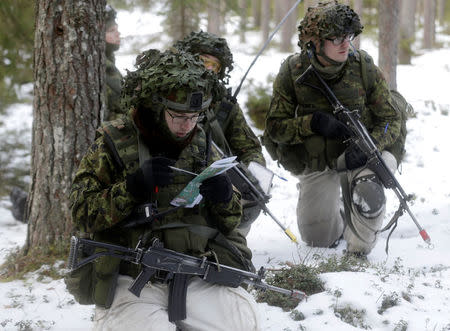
[
  {"left": 104, "top": 4, "right": 124, "bottom": 121},
  {"left": 174, "top": 31, "right": 266, "bottom": 235},
  {"left": 264, "top": 1, "right": 401, "bottom": 255}
]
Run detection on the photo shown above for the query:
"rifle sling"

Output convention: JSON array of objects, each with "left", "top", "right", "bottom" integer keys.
[{"left": 154, "top": 223, "right": 253, "bottom": 272}]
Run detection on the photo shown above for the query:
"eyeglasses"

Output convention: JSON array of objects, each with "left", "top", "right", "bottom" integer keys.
[
  {"left": 199, "top": 55, "right": 222, "bottom": 74},
  {"left": 326, "top": 34, "right": 355, "bottom": 46},
  {"left": 166, "top": 109, "right": 205, "bottom": 125}
]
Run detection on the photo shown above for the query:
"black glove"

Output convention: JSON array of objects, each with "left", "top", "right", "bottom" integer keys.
[
  {"left": 126, "top": 157, "right": 175, "bottom": 199},
  {"left": 310, "top": 111, "right": 352, "bottom": 139},
  {"left": 345, "top": 145, "right": 368, "bottom": 170},
  {"left": 199, "top": 173, "right": 233, "bottom": 204}
]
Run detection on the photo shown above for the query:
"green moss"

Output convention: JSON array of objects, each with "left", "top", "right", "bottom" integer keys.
[
  {"left": 0, "top": 242, "right": 69, "bottom": 282},
  {"left": 256, "top": 264, "right": 324, "bottom": 311}
]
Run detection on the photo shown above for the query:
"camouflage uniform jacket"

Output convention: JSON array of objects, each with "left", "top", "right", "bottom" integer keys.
[
  {"left": 205, "top": 83, "right": 265, "bottom": 166},
  {"left": 265, "top": 50, "right": 400, "bottom": 174},
  {"left": 70, "top": 110, "right": 253, "bottom": 306},
  {"left": 104, "top": 52, "right": 124, "bottom": 121}
]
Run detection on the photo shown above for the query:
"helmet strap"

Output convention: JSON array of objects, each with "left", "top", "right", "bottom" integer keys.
[{"left": 315, "top": 40, "right": 345, "bottom": 66}]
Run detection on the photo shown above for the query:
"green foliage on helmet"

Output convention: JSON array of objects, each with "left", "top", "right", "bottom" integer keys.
[
  {"left": 297, "top": 1, "right": 363, "bottom": 49},
  {"left": 105, "top": 4, "right": 117, "bottom": 29},
  {"left": 121, "top": 49, "right": 214, "bottom": 113},
  {"left": 173, "top": 31, "right": 234, "bottom": 82}
]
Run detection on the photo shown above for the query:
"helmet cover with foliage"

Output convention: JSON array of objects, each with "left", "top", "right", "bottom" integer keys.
[
  {"left": 297, "top": 1, "right": 363, "bottom": 49},
  {"left": 173, "top": 31, "right": 234, "bottom": 82},
  {"left": 121, "top": 49, "right": 214, "bottom": 113},
  {"left": 105, "top": 4, "right": 117, "bottom": 29}
]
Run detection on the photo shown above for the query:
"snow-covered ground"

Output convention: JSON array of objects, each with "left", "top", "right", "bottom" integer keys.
[{"left": 1, "top": 6, "right": 450, "bottom": 331}]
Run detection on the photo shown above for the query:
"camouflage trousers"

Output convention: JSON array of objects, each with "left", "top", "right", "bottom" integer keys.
[
  {"left": 92, "top": 275, "right": 262, "bottom": 331},
  {"left": 295, "top": 151, "right": 397, "bottom": 255}
]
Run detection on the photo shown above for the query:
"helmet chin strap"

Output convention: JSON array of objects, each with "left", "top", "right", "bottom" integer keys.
[{"left": 311, "top": 40, "right": 346, "bottom": 67}]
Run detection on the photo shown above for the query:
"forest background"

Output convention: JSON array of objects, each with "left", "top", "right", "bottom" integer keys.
[{"left": 0, "top": 1, "right": 450, "bottom": 329}]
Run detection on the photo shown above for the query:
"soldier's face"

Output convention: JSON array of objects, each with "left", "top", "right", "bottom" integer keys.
[
  {"left": 199, "top": 54, "right": 221, "bottom": 74},
  {"left": 164, "top": 109, "right": 200, "bottom": 138},
  {"left": 106, "top": 24, "right": 120, "bottom": 45},
  {"left": 318, "top": 37, "right": 350, "bottom": 65}
]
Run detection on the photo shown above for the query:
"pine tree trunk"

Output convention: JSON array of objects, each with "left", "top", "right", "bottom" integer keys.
[
  {"left": 207, "top": 1, "right": 221, "bottom": 35},
  {"left": 239, "top": 0, "right": 248, "bottom": 42},
  {"left": 352, "top": 0, "right": 363, "bottom": 49},
  {"left": 274, "top": 1, "right": 283, "bottom": 24},
  {"left": 252, "top": 0, "right": 261, "bottom": 28},
  {"left": 26, "top": 0, "right": 105, "bottom": 252},
  {"left": 399, "top": 0, "right": 418, "bottom": 64},
  {"left": 423, "top": 0, "right": 436, "bottom": 49},
  {"left": 261, "top": 0, "right": 271, "bottom": 44},
  {"left": 378, "top": 0, "right": 400, "bottom": 90},
  {"left": 280, "top": 0, "right": 297, "bottom": 52},
  {"left": 437, "top": 0, "right": 446, "bottom": 26}
]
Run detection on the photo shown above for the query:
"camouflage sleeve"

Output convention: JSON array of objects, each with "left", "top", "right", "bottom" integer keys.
[
  {"left": 366, "top": 65, "right": 401, "bottom": 151},
  {"left": 265, "top": 58, "right": 314, "bottom": 145},
  {"left": 204, "top": 189, "right": 242, "bottom": 235},
  {"left": 225, "top": 102, "right": 266, "bottom": 166},
  {"left": 203, "top": 147, "right": 243, "bottom": 234},
  {"left": 70, "top": 135, "right": 135, "bottom": 233}
]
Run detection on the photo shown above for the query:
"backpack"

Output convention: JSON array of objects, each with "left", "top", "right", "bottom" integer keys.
[{"left": 359, "top": 49, "right": 413, "bottom": 164}]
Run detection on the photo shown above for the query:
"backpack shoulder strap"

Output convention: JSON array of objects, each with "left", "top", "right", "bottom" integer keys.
[{"left": 357, "top": 49, "right": 376, "bottom": 94}]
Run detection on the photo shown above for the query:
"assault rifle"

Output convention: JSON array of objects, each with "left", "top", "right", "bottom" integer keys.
[
  {"left": 295, "top": 63, "right": 431, "bottom": 250},
  {"left": 68, "top": 236, "right": 306, "bottom": 321},
  {"left": 211, "top": 141, "right": 298, "bottom": 243}
]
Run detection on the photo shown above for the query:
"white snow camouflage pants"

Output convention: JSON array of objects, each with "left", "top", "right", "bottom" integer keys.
[
  {"left": 295, "top": 151, "right": 397, "bottom": 254},
  {"left": 92, "top": 275, "right": 262, "bottom": 331}
]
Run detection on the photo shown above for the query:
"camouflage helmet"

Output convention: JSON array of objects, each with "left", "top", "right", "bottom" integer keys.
[
  {"left": 105, "top": 4, "right": 117, "bottom": 29},
  {"left": 121, "top": 49, "right": 214, "bottom": 113},
  {"left": 173, "top": 31, "right": 234, "bottom": 82},
  {"left": 297, "top": 1, "right": 363, "bottom": 49}
]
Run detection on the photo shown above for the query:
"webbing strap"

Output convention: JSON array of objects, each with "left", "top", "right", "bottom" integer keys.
[
  {"left": 154, "top": 223, "right": 252, "bottom": 272},
  {"left": 205, "top": 108, "right": 233, "bottom": 156}
]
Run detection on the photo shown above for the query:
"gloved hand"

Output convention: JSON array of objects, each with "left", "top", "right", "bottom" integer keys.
[
  {"left": 310, "top": 111, "right": 352, "bottom": 139},
  {"left": 199, "top": 173, "right": 233, "bottom": 204},
  {"left": 126, "top": 157, "right": 175, "bottom": 199},
  {"left": 345, "top": 145, "right": 368, "bottom": 170}
]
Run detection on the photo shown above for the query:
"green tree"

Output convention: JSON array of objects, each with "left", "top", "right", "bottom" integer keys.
[
  {"left": 160, "top": 0, "right": 202, "bottom": 43},
  {"left": 0, "top": 0, "right": 34, "bottom": 113}
]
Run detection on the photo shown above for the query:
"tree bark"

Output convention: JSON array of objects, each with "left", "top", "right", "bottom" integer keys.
[
  {"left": 238, "top": 0, "right": 248, "bottom": 42},
  {"left": 252, "top": 0, "right": 261, "bottom": 28},
  {"left": 423, "top": 0, "right": 436, "bottom": 49},
  {"left": 274, "top": 1, "right": 283, "bottom": 24},
  {"left": 261, "top": 0, "right": 271, "bottom": 44},
  {"left": 437, "top": 0, "right": 446, "bottom": 26},
  {"left": 280, "top": 0, "right": 298, "bottom": 52},
  {"left": 378, "top": 0, "right": 400, "bottom": 90},
  {"left": 207, "top": 1, "right": 221, "bottom": 35},
  {"left": 26, "top": 0, "right": 105, "bottom": 252},
  {"left": 352, "top": 0, "right": 363, "bottom": 49},
  {"left": 399, "top": 0, "right": 418, "bottom": 64}
]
